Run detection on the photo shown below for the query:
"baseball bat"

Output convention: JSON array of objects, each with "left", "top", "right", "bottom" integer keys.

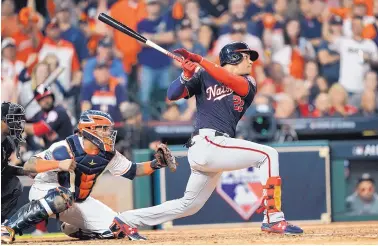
[
  {"left": 98, "top": 13, "right": 183, "bottom": 63},
  {"left": 24, "top": 67, "right": 65, "bottom": 109}
]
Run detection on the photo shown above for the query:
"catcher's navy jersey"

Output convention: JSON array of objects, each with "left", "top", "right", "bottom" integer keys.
[{"left": 185, "top": 69, "right": 257, "bottom": 137}]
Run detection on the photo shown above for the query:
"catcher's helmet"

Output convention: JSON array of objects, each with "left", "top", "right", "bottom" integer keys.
[
  {"left": 1, "top": 102, "right": 26, "bottom": 142},
  {"left": 219, "top": 42, "right": 259, "bottom": 66},
  {"left": 34, "top": 84, "right": 55, "bottom": 102},
  {"left": 77, "top": 110, "right": 117, "bottom": 152}
]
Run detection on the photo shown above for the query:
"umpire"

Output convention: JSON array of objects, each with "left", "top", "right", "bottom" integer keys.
[{"left": 1, "top": 102, "right": 29, "bottom": 223}]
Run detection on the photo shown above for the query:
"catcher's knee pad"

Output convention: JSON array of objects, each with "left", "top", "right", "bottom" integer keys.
[
  {"left": 61, "top": 223, "right": 114, "bottom": 240},
  {"left": 42, "top": 187, "right": 74, "bottom": 216},
  {"left": 258, "top": 176, "right": 282, "bottom": 214}
]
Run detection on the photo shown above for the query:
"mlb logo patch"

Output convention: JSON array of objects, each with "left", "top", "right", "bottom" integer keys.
[{"left": 216, "top": 167, "right": 263, "bottom": 220}]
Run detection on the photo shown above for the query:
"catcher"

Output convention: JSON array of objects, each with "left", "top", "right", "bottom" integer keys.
[{"left": 1, "top": 110, "right": 177, "bottom": 243}]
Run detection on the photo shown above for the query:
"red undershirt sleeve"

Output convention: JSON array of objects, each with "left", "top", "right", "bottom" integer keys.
[
  {"left": 199, "top": 59, "right": 249, "bottom": 97},
  {"left": 33, "top": 121, "right": 51, "bottom": 137}
]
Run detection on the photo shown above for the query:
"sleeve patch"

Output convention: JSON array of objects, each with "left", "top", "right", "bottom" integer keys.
[{"left": 46, "top": 111, "right": 58, "bottom": 123}]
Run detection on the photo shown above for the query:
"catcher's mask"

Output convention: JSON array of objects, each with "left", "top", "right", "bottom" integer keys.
[
  {"left": 77, "top": 110, "right": 117, "bottom": 152},
  {"left": 1, "top": 102, "right": 26, "bottom": 142}
]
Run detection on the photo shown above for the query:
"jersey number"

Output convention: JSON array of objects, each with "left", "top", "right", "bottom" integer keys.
[{"left": 233, "top": 95, "right": 244, "bottom": 112}]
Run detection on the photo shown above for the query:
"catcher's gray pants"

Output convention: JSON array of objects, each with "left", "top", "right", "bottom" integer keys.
[
  {"left": 118, "top": 129, "right": 285, "bottom": 227},
  {"left": 1, "top": 176, "right": 23, "bottom": 223}
]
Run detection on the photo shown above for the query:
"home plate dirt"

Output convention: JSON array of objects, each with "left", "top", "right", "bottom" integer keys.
[{"left": 15, "top": 221, "right": 378, "bottom": 245}]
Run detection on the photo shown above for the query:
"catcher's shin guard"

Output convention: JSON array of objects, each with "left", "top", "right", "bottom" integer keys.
[
  {"left": 109, "top": 217, "right": 146, "bottom": 241},
  {"left": 3, "top": 187, "right": 73, "bottom": 236},
  {"left": 256, "top": 176, "right": 282, "bottom": 216}
]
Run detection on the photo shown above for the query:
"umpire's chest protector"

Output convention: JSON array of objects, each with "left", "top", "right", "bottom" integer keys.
[{"left": 62, "top": 135, "right": 115, "bottom": 202}]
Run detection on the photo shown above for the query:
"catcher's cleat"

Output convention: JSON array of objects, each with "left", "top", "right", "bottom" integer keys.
[
  {"left": 261, "top": 220, "right": 303, "bottom": 235},
  {"left": 1, "top": 226, "right": 15, "bottom": 244},
  {"left": 110, "top": 217, "right": 146, "bottom": 241}
]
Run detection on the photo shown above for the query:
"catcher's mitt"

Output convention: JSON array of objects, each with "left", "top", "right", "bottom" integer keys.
[{"left": 153, "top": 143, "right": 178, "bottom": 172}]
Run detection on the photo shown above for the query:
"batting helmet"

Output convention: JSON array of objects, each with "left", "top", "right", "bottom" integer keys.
[
  {"left": 77, "top": 110, "right": 117, "bottom": 152},
  {"left": 219, "top": 42, "right": 259, "bottom": 66},
  {"left": 34, "top": 85, "right": 55, "bottom": 102}
]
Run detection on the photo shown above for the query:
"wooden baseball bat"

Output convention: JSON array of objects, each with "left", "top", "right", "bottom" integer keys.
[
  {"left": 98, "top": 13, "right": 183, "bottom": 63},
  {"left": 24, "top": 67, "right": 65, "bottom": 109}
]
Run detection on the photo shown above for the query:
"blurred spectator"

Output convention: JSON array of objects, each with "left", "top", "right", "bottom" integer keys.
[
  {"left": 274, "top": 94, "right": 298, "bottom": 119},
  {"left": 38, "top": 19, "right": 81, "bottom": 91},
  {"left": 42, "top": 53, "right": 81, "bottom": 119},
  {"left": 171, "top": 19, "right": 207, "bottom": 80},
  {"left": 346, "top": 173, "right": 378, "bottom": 215},
  {"left": 184, "top": 0, "right": 213, "bottom": 49},
  {"left": 248, "top": 0, "right": 274, "bottom": 22},
  {"left": 304, "top": 60, "right": 319, "bottom": 86},
  {"left": 265, "top": 62, "right": 286, "bottom": 93},
  {"left": 1, "top": 0, "right": 21, "bottom": 38},
  {"left": 318, "top": 15, "right": 342, "bottom": 84},
  {"left": 55, "top": 1, "right": 90, "bottom": 64},
  {"left": 80, "top": 62, "right": 128, "bottom": 140},
  {"left": 212, "top": 17, "right": 264, "bottom": 62},
  {"left": 312, "top": 92, "right": 331, "bottom": 117},
  {"left": 198, "top": 0, "right": 229, "bottom": 27},
  {"left": 357, "top": 90, "right": 377, "bottom": 116},
  {"left": 328, "top": 83, "right": 358, "bottom": 116},
  {"left": 1, "top": 38, "right": 24, "bottom": 102},
  {"left": 291, "top": 80, "right": 312, "bottom": 117},
  {"left": 137, "top": 0, "right": 175, "bottom": 120},
  {"left": 219, "top": 0, "right": 256, "bottom": 36},
  {"left": 110, "top": 0, "right": 147, "bottom": 74},
  {"left": 343, "top": 1, "right": 375, "bottom": 38},
  {"left": 83, "top": 37, "right": 127, "bottom": 86},
  {"left": 18, "top": 61, "right": 50, "bottom": 119},
  {"left": 24, "top": 85, "right": 73, "bottom": 148},
  {"left": 299, "top": 0, "right": 325, "bottom": 49},
  {"left": 309, "top": 76, "right": 329, "bottom": 104},
  {"left": 324, "top": 16, "right": 378, "bottom": 94},
  {"left": 272, "top": 19, "right": 315, "bottom": 79},
  {"left": 162, "top": 97, "right": 196, "bottom": 121},
  {"left": 117, "top": 103, "right": 161, "bottom": 159},
  {"left": 11, "top": 7, "right": 44, "bottom": 65},
  {"left": 349, "top": 71, "right": 378, "bottom": 107}
]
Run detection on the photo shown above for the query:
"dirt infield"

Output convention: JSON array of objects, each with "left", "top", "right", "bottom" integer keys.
[{"left": 15, "top": 221, "right": 378, "bottom": 245}]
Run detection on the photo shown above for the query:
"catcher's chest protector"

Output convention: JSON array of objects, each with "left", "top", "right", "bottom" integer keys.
[{"left": 62, "top": 135, "right": 115, "bottom": 202}]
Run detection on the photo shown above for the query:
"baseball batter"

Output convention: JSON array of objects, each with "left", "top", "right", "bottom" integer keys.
[
  {"left": 116, "top": 42, "right": 303, "bottom": 236},
  {"left": 1, "top": 110, "right": 177, "bottom": 243}
]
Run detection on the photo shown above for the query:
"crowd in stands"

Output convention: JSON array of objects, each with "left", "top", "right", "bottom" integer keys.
[
  {"left": 2, "top": 0, "right": 378, "bottom": 235},
  {"left": 2, "top": 0, "right": 378, "bottom": 124}
]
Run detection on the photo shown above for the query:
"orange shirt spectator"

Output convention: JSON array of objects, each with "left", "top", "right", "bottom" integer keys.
[
  {"left": 11, "top": 7, "right": 43, "bottom": 64},
  {"left": 1, "top": 0, "right": 20, "bottom": 38},
  {"left": 110, "top": 0, "right": 147, "bottom": 73}
]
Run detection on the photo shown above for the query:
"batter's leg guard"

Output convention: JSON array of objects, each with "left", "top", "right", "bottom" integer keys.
[
  {"left": 61, "top": 222, "right": 115, "bottom": 240},
  {"left": 109, "top": 217, "right": 146, "bottom": 241},
  {"left": 258, "top": 177, "right": 303, "bottom": 234},
  {"left": 3, "top": 187, "right": 73, "bottom": 239}
]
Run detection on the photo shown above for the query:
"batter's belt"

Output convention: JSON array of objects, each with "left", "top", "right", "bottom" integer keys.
[
  {"left": 185, "top": 129, "right": 230, "bottom": 148},
  {"left": 191, "top": 129, "right": 230, "bottom": 138}
]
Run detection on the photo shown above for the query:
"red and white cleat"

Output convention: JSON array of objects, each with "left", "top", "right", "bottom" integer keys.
[
  {"left": 110, "top": 217, "right": 147, "bottom": 241},
  {"left": 261, "top": 220, "right": 303, "bottom": 235}
]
